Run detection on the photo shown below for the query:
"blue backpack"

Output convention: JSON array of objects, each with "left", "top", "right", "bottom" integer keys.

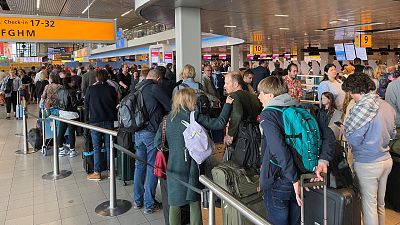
[{"left": 267, "top": 106, "right": 322, "bottom": 172}]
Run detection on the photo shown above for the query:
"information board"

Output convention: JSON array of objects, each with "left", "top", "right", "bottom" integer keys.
[
  {"left": 0, "top": 14, "right": 116, "bottom": 43},
  {"left": 344, "top": 43, "right": 356, "bottom": 60}
]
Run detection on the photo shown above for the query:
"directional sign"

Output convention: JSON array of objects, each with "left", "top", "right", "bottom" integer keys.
[{"left": 0, "top": 14, "right": 116, "bottom": 43}]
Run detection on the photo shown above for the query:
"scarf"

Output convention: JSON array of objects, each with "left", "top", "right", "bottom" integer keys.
[{"left": 345, "top": 92, "right": 380, "bottom": 134}]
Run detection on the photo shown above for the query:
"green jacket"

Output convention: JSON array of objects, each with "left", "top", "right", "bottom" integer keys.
[
  {"left": 227, "top": 90, "right": 261, "bottom": 137},
  {"left": 155, "top": 104, "right": 232, "bottom": 206}
]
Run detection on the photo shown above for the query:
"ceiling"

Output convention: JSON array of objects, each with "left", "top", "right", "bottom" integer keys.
[
  {"left": 138, "top": 0, "right": 400, "bottom": 53},
  {"left": 0, "top": 0, "right": 146, "bottom": 33}
]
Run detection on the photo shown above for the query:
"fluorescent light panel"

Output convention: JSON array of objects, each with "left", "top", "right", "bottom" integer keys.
[
  {"left": 36, "top": 0, "right": 40, "bottom": 10},
  {"left": 121, "top": 9, "right": 133, "bottom": 17},
  {"left": 224, "top": 25, "right": 237, "bottom": 28},
  {"left": 82, "top": 0, "right": 96, "bottom": 14},
  {"left": 275, "top": 14, "right": 289, "bottom": 17},
  {"left": 279, "top": 27, "right": 290, "bottom": 30}
]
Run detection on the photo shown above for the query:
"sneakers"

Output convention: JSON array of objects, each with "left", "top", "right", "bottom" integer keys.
[
  {"left": 133, "top": 202, "right": 143, "bottom": 210},
  {"left": 69, "top": 149, "right": 78, "bottom": 158},
  {"left": 143, "top": 202, "right": 162, "bottom": 214},
  {"left": 87, "top": 172, "right": 101, "bottom": 181},
  {"left": 59, "top": 148, "right": 68, "bottom": 157}
]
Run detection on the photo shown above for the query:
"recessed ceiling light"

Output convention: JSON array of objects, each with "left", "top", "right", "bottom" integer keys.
[
  {"left": 145, "top": 21, "right": 149, "bottom": 23},
  {"left": 275, "top": 14, "right": 289, "bottom": 17},
  {"left": 279, "top": 27, "right": 290, "bottom": 30},
  {"left": 123, "top": 28, "right": 128, "bottom": 31},
  {"left": 138, "top": 23, "right": 143, "bottom": 26},
  {"left": 337, "top": 19, "right": 349, "bottom": 22},
  {"left": 329, "top": 20, "right": 338, "bottom": 24},
  {"left": 210, "top": 29, "right": 214, "bottom": 32},
  {"left": 224, "top": 25, "right": 237, "bottom": 28}
]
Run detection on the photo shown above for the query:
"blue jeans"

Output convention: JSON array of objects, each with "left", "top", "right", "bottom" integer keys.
[
  {"left": 133, "top": 130, "right": 158, "bottom": 210},
  {"left": 91, "top": 121, "right": 113, "bottom": 173},
  {"left": 263, "top": 178, "right": 300, "bottom": 225}
]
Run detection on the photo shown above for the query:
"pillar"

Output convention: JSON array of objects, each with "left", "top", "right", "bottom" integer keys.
[
  {"left": 175, "top": 7, "right": 202, "bottom": 82},
  {"left": 230, "top": 45, "right": 242, "bottom": 71}
]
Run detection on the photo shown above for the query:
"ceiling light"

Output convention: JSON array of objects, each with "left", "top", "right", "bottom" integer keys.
[
  {"left": 316, "top": 22, "right": 385, "bottom": 31},
  {"left": 137, "top": 23, "right": 143, "bottom": 26},
  {"left": 337, "top": 19, "right": 349, "bottom": 22},
  {"left": 224, "top": 25, "right": 237, "bottom": 28},
  {"left": 279, "top": 27, "right": 290, "bottom": 30},
  {"left": 82, "top": 0, "right": 96, "bottom": 14},
  {"left": 36, "top": 0, "right": 40, "bottom": 10},
  {"left": 145, "top": 21, "right": 149, "bottom": 23},
  {"left": 121, "top": 9, "right": 133, "bottom": 17},
  {"left": 329, "top": 20, "right": 338, "bottom": 24},
  {"left": 210, "top": 29, "right": 214, "bottom": 32},
  {"left": 275, "top": 14, "right": 289, "bottom": 17},
  {"left": 123, "top": 29, "right": 128, "bottom": 31},
  {"left": 367, "top": 28, "right": 400, "bottom": 34}
]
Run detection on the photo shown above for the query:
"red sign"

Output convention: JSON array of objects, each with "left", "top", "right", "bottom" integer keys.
[
  {"left": 0, "top": 43, "right": 4, "bottom": 56},
  {"left": 219, "top": 54, "right": 226, "bottom": 60},
  {"left": 247, "top": 54, "right": 254, "bottom": 60},
  {"left": 203, "top": 54, "right": 212, "bottom": 60},
  {"left": 164, "top": 52, "right": 173, "bottom": 63}
]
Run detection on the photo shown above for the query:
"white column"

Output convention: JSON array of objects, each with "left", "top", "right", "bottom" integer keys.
[
  {"left": 175, "top": 7, "right": 202, "bottom": 82},
  {"left": 230, "top": 45, "right": 242, "bottom": 71}
]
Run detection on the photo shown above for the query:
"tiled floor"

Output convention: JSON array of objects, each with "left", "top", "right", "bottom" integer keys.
[
  {"left": 0, "top": 105, "right": 164, "bottom": 225},
  {"left": 0, "top": 105, "right": 400, "bottom": 225}
]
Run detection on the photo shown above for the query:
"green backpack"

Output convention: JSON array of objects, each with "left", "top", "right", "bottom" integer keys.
[{"left": 267, "top": 106, "right": 322, "bottom": 172}]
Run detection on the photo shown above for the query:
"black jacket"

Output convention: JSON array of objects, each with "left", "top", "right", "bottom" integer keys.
[
  {"left": 55, "top": 86, "right": 78, "bottom": 112},
  {"left": 139, "top": 79, "right": 171, "bottom": 133},
  {"left": 85, "top": 82, "right": 118, "bottom": 123},
  {"left": 252, "top": 66, "right": 270, "bottom": 92}
]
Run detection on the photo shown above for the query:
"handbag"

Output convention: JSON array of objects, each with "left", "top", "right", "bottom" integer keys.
[{"left": 154, "top": 116, "right": 168, "bottom": 179}]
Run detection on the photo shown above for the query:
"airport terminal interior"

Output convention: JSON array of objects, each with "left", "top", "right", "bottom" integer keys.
[{"left": 2, "top": 0, "right": 400, "bottom": 224}]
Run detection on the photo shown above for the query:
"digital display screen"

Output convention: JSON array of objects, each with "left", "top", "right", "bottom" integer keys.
[
  {"left": 334, "top": 44, "right": 346, "bottom": 61},
  {"left": 344, "top": 43, "right": 356, "bottom": 60},
  {"left": 355, "top": 47, "right": 368, "bottom": 60}
]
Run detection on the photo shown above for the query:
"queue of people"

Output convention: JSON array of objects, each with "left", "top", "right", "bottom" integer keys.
[{"left": 0, "top": 58, "right": 399, "bottom": 225}]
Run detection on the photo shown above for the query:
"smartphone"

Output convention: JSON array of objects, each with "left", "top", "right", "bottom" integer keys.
[{"left": 334, "top": 121, "right": 343, "bottom": 127}]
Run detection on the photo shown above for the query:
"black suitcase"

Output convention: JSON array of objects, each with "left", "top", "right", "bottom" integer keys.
[
  {"left": 82, "top": 149, "right": 107, "bottom": 174},
  {"left": 28, "top": 128, "right": 42, "bottom": 149},
  {"left": 385, "top": 147, "right": 400, "bottom": 212},
  {"left": 301, "top": 174, "right": 361, "bottom": 225}
]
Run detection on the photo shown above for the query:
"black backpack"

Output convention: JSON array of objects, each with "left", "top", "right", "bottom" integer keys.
[
  {"left": 118, "top": 82, "right": 150, "bottom": 132},
  {"left": 231, "top": 121, "right": 261, "bottom": 172},
  {"left": 4, "top": 78, "right": 13, "bottom": 94},
  {"left": 178, "top": 83, "right": 211, "bottom": 115}
]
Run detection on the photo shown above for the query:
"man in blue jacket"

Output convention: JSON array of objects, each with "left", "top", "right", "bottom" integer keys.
[{"left": 257, "top": 76, "right": 335, "bottom": 225}]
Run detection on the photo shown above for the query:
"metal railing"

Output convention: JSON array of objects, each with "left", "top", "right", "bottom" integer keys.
[
  {"left": 46, "top": 115, "right": 131, "bottom": 216},
  {"left": 199, "top": 175, "right": 271, "bottom": 225},
  {"left": 16, "top": 108, "right": 273, "bottom": 222}
]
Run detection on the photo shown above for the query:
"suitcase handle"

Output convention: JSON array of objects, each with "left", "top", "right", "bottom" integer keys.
[{"left": 300, "top": 173, "right": 328, "bottom": 225}]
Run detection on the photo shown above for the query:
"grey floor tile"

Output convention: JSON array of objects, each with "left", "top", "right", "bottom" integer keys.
[
  {"left": 34, "top": 201, "right": 59, "bottom": 214},
  {"left": 117, "top": 211, "right": 148, "bottom": 225},
  {"left": 33, "top": 209, "right": 60, "bottom": 225},
  {"left": 7, "top": 198, "right": 34, "bottom": 210},
  {"left": 4, "top": 215, "right": 33, "bottom": 225},
  {"left": 5, "top": 205, "right": 33, "bottom": 221},
  {"left": 61, "top": 213, "right": 90, "bottom": 225},
  {"left": 92, "top": 217, "right": 121, "bottom": 225},
  {"left": 59, "top": 204, "right": 87, "bottom": 219}
]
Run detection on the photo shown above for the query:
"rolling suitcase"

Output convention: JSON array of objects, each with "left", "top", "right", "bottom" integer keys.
[
  {"left": 16, "top": 90, "right": 24, "bottom": 120},
  {"left": 116, "top": 151, "right": 135, "bottom": 185},
  {"left": 385, "top": 139, "right": 400, "bottom": 212},
  {"left": 211, "top": 162, "right": 266, "bottom": 225},
  {"left": 301, "top": 174, "right": 361, "bottom": 225},
  {"left": 82, "top": 149, "right": 107, "bottom": 174}
]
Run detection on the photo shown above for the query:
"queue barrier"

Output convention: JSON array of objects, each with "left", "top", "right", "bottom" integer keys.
[{"left": 17, "top": 109, "right": 273, "bottom": 222}]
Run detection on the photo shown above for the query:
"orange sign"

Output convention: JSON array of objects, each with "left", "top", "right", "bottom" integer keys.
[{"left": 0, "top": 15, "right": 115, "bottom": 43}]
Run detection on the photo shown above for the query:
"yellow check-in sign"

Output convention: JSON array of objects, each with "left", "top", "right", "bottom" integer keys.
[{"left": 0, "top": 14, "right": 116, "bottom": 43}]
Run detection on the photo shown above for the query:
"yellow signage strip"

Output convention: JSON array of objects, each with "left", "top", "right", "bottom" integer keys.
[{"left": 0, "top": 14, "right": 116, "bottom": 43}]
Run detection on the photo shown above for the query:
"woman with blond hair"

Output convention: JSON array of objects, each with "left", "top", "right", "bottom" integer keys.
[
  {"left": 172, "top": 64, "right": 201, "bottom": 95},
  {"left": 155, "top": 88, "right": 234, "bottom": 225}
]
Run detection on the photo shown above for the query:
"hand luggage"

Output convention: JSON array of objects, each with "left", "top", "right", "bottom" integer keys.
[
  {"left": 28, "top": 128, "right": 42, "bottom": 149},
  {"left": 385, "top": 138, "right": 400, "bottom": 212},
  {"left": 116, "top": 151, "right": 135, "bottom": 185},
  {"left": 82, "top": 149, "right": 107, "bottom": 174},
  {"left": 301, "top": 174, "right": 361, "bottom": 225},
  {"left": 211, "top": 162, "right": 266, "bottom": 225},
  {"left": 16, "top": 90, "right": 23, "bottom": 120}
]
